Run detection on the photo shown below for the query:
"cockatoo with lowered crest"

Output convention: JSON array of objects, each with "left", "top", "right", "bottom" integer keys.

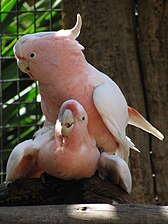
[
  {"left": 13, "top": 14, "right": 164, "bottom": 163},
  {"left": 6, "top": 100, "right": 132, "bottom": 193}
]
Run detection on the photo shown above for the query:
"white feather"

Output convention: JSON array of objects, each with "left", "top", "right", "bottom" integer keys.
[
  {"left": 93, "top": 82, "right": 137, "bottom": 163},
  {"left": 99, "top": 152, "right": 132, "bottom": 194},
  {"left": 6, "top": 140, "right": 35, "bottom": 183},
  {"left": 6, "top": 125, "right": 54, "bottom": 183},
  {"left": 128, "top": 107, "right": 164, "bottom": 140}
]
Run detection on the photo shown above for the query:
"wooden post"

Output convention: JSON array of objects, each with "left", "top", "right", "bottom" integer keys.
[{"left": 0, "top": 204, "right": 168, "bottom": 224}]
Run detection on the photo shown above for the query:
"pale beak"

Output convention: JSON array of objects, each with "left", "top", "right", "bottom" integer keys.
[
  {"left": 17, "top": 59, "right": 30, "bottom": 73},
  {"left": 61, "top": 109, "right": 74, "bottom": 137},
  {"left": 14, "top": 43, "right": 30, "bottom": 74}
]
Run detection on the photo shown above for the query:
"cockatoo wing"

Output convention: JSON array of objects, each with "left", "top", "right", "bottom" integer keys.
[
  {"left": 93, "top": 83, "right": 138, "bottom": 163},
  {"left": 6, "top": 140, "right": 42, "bottom": 183},
  {"left": 99, "top": 152, "right": 132, "bottom": 194},
  {"left": 128, "top": 106, "right": 164, "bottom": 140}
]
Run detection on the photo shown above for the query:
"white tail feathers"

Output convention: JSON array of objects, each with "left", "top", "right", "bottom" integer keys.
[
  {"left": 99, "top": 152, "right": 132, "bottom": 193},
  {"left": 126, "top": 136, "right": 140, "bottom": 153},
  {"left": 115, "top": 135, "right": 140, "bottom": 164},
  {"left": 128, "top": 107, "right": 164, "bottom": 140}
]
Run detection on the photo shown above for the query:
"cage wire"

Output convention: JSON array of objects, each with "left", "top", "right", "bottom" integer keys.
[{"left": 0, "top": 0, "right": 62, "bottom": 183}]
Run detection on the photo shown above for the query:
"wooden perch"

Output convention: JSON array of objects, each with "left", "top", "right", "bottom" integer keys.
[
  {"left": 0, "top": 173, "right": 136, "bottom": 206},
  {"left": 0, "top": 174, "right": 168, "bottom": 223},
  {"left": 0, "top": 203, "right": 168, "bottom": 224}
]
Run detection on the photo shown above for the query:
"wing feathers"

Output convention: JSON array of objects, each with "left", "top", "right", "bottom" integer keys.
[
  {"left": 93, "top": 83, "right": 137, "bottom": 163},
  {"left": 128, "top": 107, "right": 164, "bottom": 140},
  {"left": 99, "top": 152, "right": 132, "bottom": 193},
  {"left": 6, "top": 140, "right": 41, "bottom": 183}
]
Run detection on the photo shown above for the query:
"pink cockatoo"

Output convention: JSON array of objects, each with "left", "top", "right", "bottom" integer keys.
[
  {"left": 6, "top": 100, "right": 132, "bottom": 193},
  {"left": 13, "top": 14, "right": 164, "bottom": 163}
]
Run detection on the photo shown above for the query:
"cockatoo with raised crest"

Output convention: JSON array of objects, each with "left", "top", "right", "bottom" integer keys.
[
  {"left": 13, "top": 14, "right": 164, "bottom": 163},
  {"left": 6, "top": 100, "right": 132, "bottom": 193}
]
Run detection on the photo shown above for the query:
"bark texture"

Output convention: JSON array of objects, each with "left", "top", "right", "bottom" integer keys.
[
  {"left": 137, "top": 0, "right": 168, "bottom": 205},
  {"left": 0, "top": 174, "right": 136, "bottom": 206}
]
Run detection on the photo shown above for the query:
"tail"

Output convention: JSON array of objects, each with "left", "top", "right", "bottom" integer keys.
[
  {"left": 115, "top": 134, "right": 140, "bottom": 164},
  {"left": 128, "top": 107, "right": 164, "bottom": 140},
  {"left": 99, "top": 152, "right": 132, "bottom": 193}
]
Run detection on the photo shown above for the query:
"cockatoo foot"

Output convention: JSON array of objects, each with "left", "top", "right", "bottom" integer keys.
[{"left": 40, "top": 173, "right": 47, "bottom": 184}]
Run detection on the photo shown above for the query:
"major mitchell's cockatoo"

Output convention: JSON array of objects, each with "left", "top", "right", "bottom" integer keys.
[
  {"left": 6, "top": 100, "right": 132, "bottom": 193},
  {"left": 13, "top": 14, "right": 164, "bottom": 163}
]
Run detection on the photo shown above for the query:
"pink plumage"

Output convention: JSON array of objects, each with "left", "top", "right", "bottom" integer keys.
[
  {"left": 6, "top": 100, "right": 100, "bottom": 182},
  {"left": 13, "top": 14, "right": 163, "bottom": 164}
]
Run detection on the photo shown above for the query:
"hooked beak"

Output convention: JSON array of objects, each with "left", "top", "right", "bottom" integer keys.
[
  {"left": 14, "top": 44, "right": 31, "bottom": 75},
  {"left": 15, "top": 54, "right": 34, "bottom": 79},
  {"left": 61, "top": 109, "right": 74, "bottom": 137},
  {"left": 17, "top": 59, "right": 30, "bottom": 73}
]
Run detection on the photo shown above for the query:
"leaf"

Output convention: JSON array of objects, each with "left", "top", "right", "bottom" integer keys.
[
  {"left": 0, "top": 0, "right": 61, "bottom": 175},
  {"left": 1, "top": 0, "right": 17, "bottom": 22}
]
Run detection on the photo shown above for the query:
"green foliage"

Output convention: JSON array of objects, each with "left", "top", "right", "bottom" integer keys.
[{"left": 0, "top": 0, "right": 62, "bottom": 175}]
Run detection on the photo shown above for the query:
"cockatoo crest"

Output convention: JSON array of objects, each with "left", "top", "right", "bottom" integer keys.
[{"left": 57, "top": 14, "right": 82, "bottom": 39}]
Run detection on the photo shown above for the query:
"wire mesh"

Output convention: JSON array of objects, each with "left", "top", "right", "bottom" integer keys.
[{"left": 0, "top": 0, "right": 62, "bottom": 183}]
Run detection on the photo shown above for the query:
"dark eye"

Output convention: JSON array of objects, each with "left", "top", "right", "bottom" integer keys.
[
  {"left": 29, "top": 52, "right": 36, "bottom": 58},
  {"left": 82, "top": 116, "right": 85, "bottom": 121}
]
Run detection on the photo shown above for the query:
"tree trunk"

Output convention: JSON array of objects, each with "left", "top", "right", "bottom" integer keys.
[
  {"left": 137, "top": 0, "right": 168, "bottom": 205},
  {"left": 62, "top": 0, "right": 168, "bottom": 205}
]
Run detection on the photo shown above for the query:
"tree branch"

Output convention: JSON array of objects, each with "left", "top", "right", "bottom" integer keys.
[{"left": 0, "top": 174, "right": 136, "bottom": 206}]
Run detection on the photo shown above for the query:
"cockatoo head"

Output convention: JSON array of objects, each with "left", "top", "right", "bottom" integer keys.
[
  {"left": 13, "top": 14, "right": 84, "bottom": 84},
  {"left": 56, "top": 99, "right": 88, "bottom": 137}
]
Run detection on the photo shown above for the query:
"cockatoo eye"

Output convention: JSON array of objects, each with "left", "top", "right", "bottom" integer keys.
[
  {"left": 29, "top": 52, "right": 36, "bottom": 58},
  {"left": 82, "top": 116, "right": 85, "bottom": 121}
]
